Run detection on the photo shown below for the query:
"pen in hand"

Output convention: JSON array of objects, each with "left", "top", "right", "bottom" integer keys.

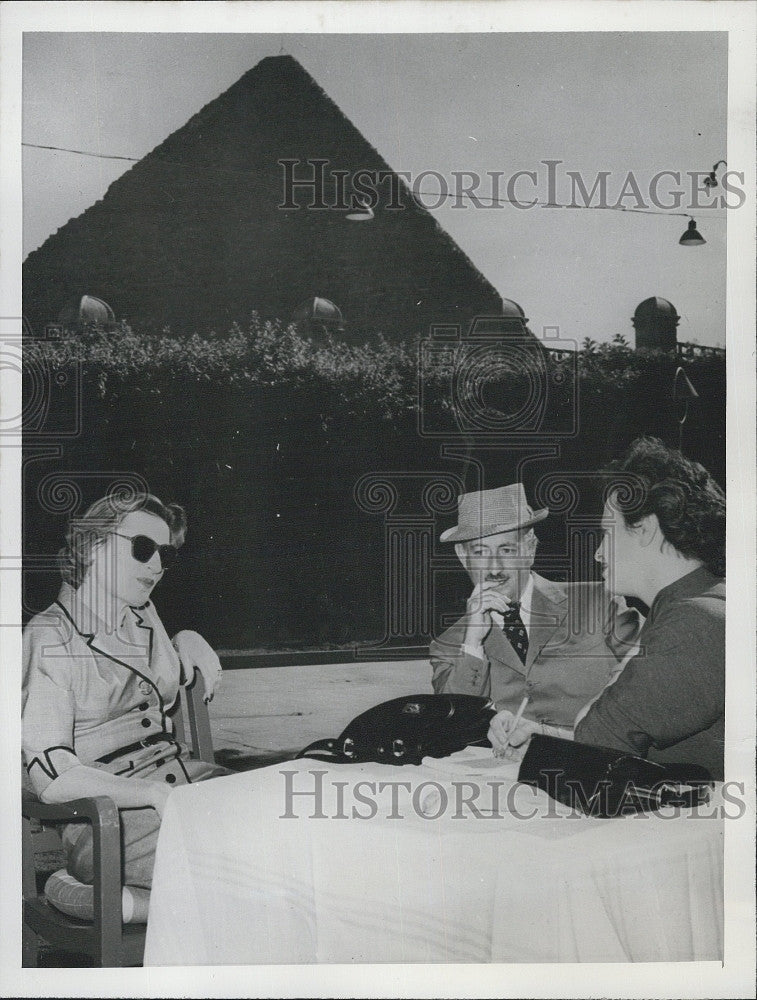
[{"left": 493, "top": 694, "right": 530, "bottom": 758}]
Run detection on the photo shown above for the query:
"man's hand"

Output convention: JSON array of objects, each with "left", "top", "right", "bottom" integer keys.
[
  {"left": 463, "top": 581, "right": 514, "bottom": 650},
  {"left": 488, "top": 709, "right": 540, "bottom": 752},
  {"left": 172, "top": 630, "right": 223, "bottom": 703}
]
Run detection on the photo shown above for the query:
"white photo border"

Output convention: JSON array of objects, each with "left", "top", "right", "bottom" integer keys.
[{"left": 1, "top": 2, "right": 754, "bottom": 997}]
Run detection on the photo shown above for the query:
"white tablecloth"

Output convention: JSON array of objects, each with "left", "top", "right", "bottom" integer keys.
[{"left": 144, "top": 750, "right": 723, "bottom": 965}]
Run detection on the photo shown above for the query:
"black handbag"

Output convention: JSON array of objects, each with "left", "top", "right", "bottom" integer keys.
[
  {"left": 296, "top": 694, "right": 496, "bottom": 766},
  {"left": 518, "top": 733, "right": 713, "bottom": 818}
]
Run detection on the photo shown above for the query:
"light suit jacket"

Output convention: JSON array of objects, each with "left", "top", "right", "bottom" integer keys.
[
  {"left": 22, "top": 583, "right": 184, "bottom": 798},
  {"left": 430, "top": 573, "right": 643, "bottom": 729}
]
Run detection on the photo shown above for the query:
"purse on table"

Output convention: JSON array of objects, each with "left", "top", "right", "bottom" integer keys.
[
  {"left": 518, "top": 733, "right": 713, "bottom": 818},
  {"left": 296, "top": 694, "right": 496, "bottom": 766}
]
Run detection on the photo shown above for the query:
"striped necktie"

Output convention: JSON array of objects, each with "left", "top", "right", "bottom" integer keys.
[{"left": 501, "top": 602, "right": 529, "bottom": 665}]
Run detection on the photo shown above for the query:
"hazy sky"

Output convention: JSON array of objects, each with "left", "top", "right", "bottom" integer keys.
[{"left": 22, "top": 32, "right": 728, "bottom": 345}]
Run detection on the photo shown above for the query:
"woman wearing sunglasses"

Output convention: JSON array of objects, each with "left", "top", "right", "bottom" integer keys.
[{"left": 22, "top": 490, "right": 229, "bottom": 898}]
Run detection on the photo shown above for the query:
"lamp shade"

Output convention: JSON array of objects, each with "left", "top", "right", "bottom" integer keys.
[
  {"left": 345, "top": 197, "right": 375, "bottom": 221},
  {"left": 679, "top": 219, "right": 706, "bottom": 246}
]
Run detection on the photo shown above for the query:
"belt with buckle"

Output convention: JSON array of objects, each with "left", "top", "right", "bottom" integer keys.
[{"left": 95, "top": 731, "right": 178, "bottom": 765}]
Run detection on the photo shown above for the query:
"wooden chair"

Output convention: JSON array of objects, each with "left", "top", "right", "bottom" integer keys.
[{"left": 22, "top": 670, "right": 214, "bottom": 968}]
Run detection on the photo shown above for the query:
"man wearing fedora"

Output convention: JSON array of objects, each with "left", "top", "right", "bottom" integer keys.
[{"left": 431, "top": 483, "right": 643, "bottom": 734}]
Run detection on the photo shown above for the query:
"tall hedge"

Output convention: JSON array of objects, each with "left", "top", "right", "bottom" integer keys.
[{"left": 23, "top": 319, "right": 725, "bottom": 649}]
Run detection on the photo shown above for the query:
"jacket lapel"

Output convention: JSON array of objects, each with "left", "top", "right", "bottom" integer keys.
[
  {"left": 87, "top": 611, "right": 152, "bottom": 672},
  {"left": 524, "top": 574, "right": 567, "bottom": 671},
  {"left": 55, "top": 585, "right": 161, "bottom": 698}
]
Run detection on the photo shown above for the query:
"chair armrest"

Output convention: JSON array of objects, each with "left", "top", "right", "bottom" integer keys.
[
  {"left": 22, "top": 793, "right": 123, "bottom": 943},
  {"left": 23, "top": 795, "right": 120, "bottom": 830},
  {"left": 174, "top": 668, "right": 215, "bottom": 764}
]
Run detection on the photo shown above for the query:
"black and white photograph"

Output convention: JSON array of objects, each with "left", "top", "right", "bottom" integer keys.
[{"left": 1, "top": 1, "right": 755, "bottom": 997}]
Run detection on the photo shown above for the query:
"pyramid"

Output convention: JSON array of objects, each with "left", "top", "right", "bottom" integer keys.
[{"left": 23, "top": 55, "right": 503, "bottom": 340}]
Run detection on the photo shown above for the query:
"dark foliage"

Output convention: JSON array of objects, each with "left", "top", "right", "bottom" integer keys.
[{"left": 23, "top": 320, "right": 725, "bottom": 650}]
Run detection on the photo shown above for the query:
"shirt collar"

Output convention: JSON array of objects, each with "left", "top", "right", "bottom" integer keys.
[
  {"left": 58, "top": 581, "right": 148, "bottom": 635},
  {"left": 519, "top": 572, "right": 535, "bottom": 612}
]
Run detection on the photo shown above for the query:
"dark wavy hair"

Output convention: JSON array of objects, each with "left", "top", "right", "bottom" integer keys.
[
  {"left": 58, "top": 491, "right": 187, "bottom": 588},
  {"left": 604, "top": 437, "right": 725, "bottom": 577}
]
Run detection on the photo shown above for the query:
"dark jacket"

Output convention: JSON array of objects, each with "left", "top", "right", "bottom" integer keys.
[{"left": 576, "top": 567, "right": 725, "bottom": 780}]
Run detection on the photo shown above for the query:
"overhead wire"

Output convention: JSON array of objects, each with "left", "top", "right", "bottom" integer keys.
[{"left": 22, "top": 141, "right": 726, "bottom": 220}]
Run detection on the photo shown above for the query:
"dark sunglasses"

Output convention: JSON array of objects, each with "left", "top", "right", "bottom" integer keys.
[{"left": 110, "top": 532, "right": 179, "bottom": 569}]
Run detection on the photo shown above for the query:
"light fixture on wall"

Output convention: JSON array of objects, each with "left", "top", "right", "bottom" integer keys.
[
  {"left": 679, "top": 218, "right": 706, "bottom": 247},
  {"left": 678, "top": 159, "right": 727, "bottom": 246},
  {"left": 703, "top": 160, "right": 727, "bottom": 190}
]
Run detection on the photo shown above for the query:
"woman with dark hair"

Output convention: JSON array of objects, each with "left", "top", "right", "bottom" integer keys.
[
  {"left": 489, "top": 437, "right": 726, "bottom": 780},
  {"left": 574, "top": 437, "right": 726, "bottom": 778},
  {"left": 23, "top": 490, "right": 228, "bottom": 899}
]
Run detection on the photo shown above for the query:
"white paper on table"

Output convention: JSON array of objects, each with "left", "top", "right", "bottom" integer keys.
[
  {"left": 420, "top": 745, "right": 523, "bottom": 778},
  {"left": 417, "top": 747, "right": 523, "bottom": 817}
]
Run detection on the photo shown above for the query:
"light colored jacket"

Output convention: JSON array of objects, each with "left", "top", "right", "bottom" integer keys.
[
  {"left": 430, "top": 573, "right": 643, "bottom": 729},
  {"left": 22, "top": 583, "right": 184, "bottom": 797}
]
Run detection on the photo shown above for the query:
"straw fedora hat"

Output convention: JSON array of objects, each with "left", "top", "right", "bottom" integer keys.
[{"left": 439, "top": 483, "right": 549, "bottom": 543}]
